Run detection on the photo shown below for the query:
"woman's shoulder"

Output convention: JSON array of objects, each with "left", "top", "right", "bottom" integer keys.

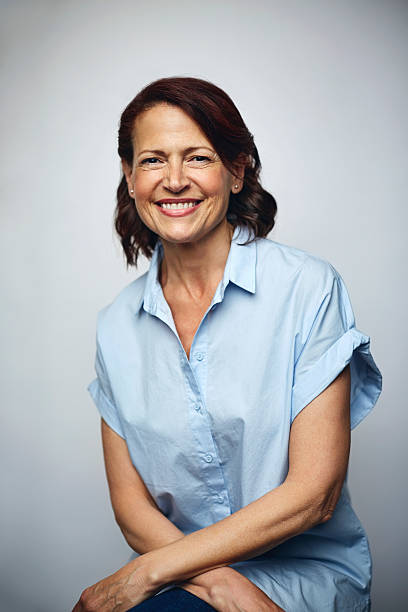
[
  {"left": 95, "top": 271, "right": 148, "bottom": 336},
  {"left": 256, "top": 236, "right": 340, "bottom": 288}
]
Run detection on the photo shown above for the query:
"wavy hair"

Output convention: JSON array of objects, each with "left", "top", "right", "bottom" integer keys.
[{"left": 115, "top": 76, "right": 277, "bottom": 267}]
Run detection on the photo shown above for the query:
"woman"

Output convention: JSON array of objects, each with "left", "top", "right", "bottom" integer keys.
[{"left": 73, "top": 77, "right": 382, "bottom": 612}]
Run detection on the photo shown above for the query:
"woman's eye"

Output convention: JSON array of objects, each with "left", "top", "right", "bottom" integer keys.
[
  {"left": 190, "top": 156, "right": 211, "bottom": 163},
  {"left": 141, "top": 157, "right": 161, "bottom": 165}
]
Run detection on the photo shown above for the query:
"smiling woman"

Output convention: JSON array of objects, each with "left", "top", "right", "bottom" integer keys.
[
  {"left": 114, "top": 77, "right": 277, "bottom": 269},
  {"left": 74, "top": 77, "right": 382, "bottom": 612}
]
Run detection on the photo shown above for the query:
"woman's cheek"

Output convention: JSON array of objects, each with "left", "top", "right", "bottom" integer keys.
[{"left": 201, "top": 167, "right": 226, "bottom": 193}]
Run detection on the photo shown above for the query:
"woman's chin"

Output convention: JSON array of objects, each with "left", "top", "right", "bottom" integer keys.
[{"left": 157, "top": 226, "right": 202, "bottom": 245}]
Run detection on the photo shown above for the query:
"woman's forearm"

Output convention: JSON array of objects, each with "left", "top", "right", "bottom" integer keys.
[
  {"left": 116, "top": 495, "right": 241, "bottom": 598},
  {"left": 115, "top": 495, "right": 185, "bottom": 554},
  {"left": 143, "top": 480, "right": 327, "bottom": 588}
]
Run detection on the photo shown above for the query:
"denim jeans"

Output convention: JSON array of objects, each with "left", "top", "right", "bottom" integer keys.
[{"left": 127, "top": 587, "right": 216, "bottom": 611}]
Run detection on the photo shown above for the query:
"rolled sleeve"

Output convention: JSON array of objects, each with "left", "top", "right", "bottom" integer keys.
[
  {"left": 87, "top": 328, "right": 125, "bottom": 439},
  {"left": 87, "top": 377, "right": 125, "bottom": 438},
  {"left": 291, "top": 262, "right": 382, "bottom": 429}
]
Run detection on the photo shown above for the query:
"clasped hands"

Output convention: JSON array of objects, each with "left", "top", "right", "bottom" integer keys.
[{"left": 71, "top": 555, "right": 284, "bottom": 611}]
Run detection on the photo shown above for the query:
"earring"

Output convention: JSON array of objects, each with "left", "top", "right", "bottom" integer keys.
[
  {"left": 234, "top": 184, "right": 239, "bottom": 189},
  {"left": 130, "top": 189, "right": 134, "bottom": 194}
]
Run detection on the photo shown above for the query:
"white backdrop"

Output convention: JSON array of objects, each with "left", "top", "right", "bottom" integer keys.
[{"left": 1, "top": 1, "right": 406, "bottom": 610}]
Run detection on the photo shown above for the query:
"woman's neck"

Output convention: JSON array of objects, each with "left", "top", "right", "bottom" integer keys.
[{"left": 159, "top": 220, "right": 234, "bottom": 303}]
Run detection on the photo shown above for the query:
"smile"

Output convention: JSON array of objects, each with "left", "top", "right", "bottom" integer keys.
[
  {"left": 160, "top": 201, "right": 200, "bottom": 209},
  {"left": 155, "top": 200, "right": 203, "bottom": 217}
]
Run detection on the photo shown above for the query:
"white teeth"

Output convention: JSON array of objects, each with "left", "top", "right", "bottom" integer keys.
[{"left": 161, "top": 201, "right": 200, "bottom": 209}]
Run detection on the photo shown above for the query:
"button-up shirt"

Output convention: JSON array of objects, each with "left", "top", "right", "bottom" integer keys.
[{"left": 88, "top": 225, "right": 382, "bottom": 611}]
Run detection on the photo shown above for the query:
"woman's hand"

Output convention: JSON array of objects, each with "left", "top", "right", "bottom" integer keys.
[
  {"left": 71, "top": 557, "right": 158, "bottom": 612},
  {"left": 178, "top": 566, "right": 286, "bottom": 611}
]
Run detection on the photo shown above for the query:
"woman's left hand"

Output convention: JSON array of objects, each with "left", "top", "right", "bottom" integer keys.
[{"left": 71, "top": 557, "right": 158, "bottom": 612}]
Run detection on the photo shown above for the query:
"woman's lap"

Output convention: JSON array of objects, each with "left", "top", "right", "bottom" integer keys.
[{"left": 126, "top": 587, "right": 216, "bottom": 611}]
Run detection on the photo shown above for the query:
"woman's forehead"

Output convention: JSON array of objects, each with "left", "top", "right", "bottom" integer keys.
[{"left": 132, "top": 103, "right": 212, "bottom": 153}]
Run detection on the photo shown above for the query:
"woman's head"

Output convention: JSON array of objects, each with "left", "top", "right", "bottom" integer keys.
[
  {"left": 122, "top": 103, "right": 242, "bottom": 249},
  {"left": 116, "top": 76, "right": 277, "bottom": 266}
]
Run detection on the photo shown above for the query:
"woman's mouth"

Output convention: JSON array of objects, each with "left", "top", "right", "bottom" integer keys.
[{"left": 155, "top": 199, "right": 203, "bottom": 217}]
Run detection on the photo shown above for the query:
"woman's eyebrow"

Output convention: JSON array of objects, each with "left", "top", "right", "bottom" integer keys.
[{"left": 137, "top": 146, "right": 215, "bottom": 156}]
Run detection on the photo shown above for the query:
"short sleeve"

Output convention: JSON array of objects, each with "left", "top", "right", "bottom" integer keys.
[
  {"left": 291, "top": 261, "right": 382, "bottom": 429},
  {"left": 87, "top": 330, "right": 126, "bottom": 439}
]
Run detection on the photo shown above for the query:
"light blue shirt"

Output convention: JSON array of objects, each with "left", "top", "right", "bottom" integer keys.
[{"left": 88, "top": 225, "right": 382, "bottom": 611}]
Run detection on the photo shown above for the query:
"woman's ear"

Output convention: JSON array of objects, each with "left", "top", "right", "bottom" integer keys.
[
  {"left": 231, "top": 153, "right": 248, "bottom": 191},
  {"left": 121, "top": 160, "right": 133, "bottom": 195}
]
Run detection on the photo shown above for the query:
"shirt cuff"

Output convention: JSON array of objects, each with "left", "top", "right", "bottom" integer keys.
[
  {"left": 87, "top": 377, "right": 125, "bottom": 438},
  {"left": 291, "top": 328, "right": 382, "bottom": 429}
]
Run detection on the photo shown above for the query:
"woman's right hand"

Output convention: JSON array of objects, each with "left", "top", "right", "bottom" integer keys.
[{"left": 178, "top": 566, "right": 285, "bottom": 611}]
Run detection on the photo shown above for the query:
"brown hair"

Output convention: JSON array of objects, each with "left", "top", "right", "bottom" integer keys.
[{"left": 115, "top": 76, "right": 277, "bottom": 267}]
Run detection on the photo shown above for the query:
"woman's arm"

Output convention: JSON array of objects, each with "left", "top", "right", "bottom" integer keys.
[
  {"left": 142, "top": 364, "right": 351, "bottom": 588},
  {"left": 100, "top": 417, "right": 185, "bottom": 552}
]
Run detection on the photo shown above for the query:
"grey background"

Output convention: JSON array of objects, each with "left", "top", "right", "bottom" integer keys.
[{"left": 1, "top": 1, "right": 406, "bottom": 610}]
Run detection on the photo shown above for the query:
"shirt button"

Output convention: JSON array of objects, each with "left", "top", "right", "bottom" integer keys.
[
  {"left": 214, "top": 495, "right": 224, "bottom": 504},
  {"left": 196, "top": 352, "right": 204, "bottom": 361},
  {"left": 204, "top": 453, "right": 213, "bottom": 463},
  {"left": 195, "top": 404, "right": 201, "bottom": 412}
]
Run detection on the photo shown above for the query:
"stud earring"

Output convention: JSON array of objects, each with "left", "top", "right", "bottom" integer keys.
[{"left": 130, "top": 189, "right": 134, "bottom": 194}]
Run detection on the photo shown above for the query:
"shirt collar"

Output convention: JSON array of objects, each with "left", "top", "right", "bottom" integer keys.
[{"left": 134, "top": 224, "right": 257, "bottom": 314}]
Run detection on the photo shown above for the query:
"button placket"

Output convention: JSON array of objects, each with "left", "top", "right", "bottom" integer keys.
[{"left": 182, "top": 325, "right": 229, "bottom": 517}]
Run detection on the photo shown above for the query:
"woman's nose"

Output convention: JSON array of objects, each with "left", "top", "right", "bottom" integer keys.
[{"left": 163, "top": 161, "right": 190, "bottom": 193}]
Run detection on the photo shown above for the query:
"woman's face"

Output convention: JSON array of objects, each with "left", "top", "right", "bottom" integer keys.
[{"left": 122, "top": 103, "right": 242, "bottom": 245}]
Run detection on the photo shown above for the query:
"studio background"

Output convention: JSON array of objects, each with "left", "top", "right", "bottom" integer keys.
[{"left": 1, "top": 1, "right": 406, "bottom": 610}]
